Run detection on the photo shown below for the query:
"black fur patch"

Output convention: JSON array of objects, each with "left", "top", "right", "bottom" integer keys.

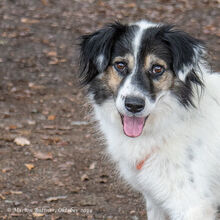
[
  {"left": 79, "top": 22, "right": 128, "bottom": 85},
  {"left": 88, "top": 79, "right": 113, "bottom": 105},
  {"left": 139, "top": 25, "right": 204, "bottom": 107},
  {"left": 160, "top": 26, "right": 204, "bottom": 74},
  {"left": 79, "top": 21, "right": 206, "bottom": 107},
  {"left": 172, "top": 70, "right": 204, "bottom": 107},
  {"left": 158, "top": 26, "right": 205, "bottom": 107},
  {"left": 79, "top": 22, "right": 130, "bottom": 104}
]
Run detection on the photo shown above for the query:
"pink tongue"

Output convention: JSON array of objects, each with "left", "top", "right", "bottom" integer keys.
[{"left": 123, "top": 116, "right": 145, "bottom": 137}]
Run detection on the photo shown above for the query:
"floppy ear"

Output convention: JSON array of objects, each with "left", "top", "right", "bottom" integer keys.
[
  {"left": 161, "top": 27, "right": 205, "bottom": 81},
  {"left": 79, "top": 23, "right": 126, "bottom": 85}
]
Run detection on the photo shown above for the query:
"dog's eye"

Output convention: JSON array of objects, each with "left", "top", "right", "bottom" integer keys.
[
  {"left": 151, "top": 65, "right": 165, "bottom": 77},
  {"left": 114, "top": 62, "right": 127, "bottom": 74}
]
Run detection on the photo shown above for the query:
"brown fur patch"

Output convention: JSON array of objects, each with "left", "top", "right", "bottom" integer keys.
[
  {"left": 105, "top": 66, "right": 122, "bottom": 93},
  {"left": 153, "top": 70, "right": 174, "bottom": 91},
  {"left": 145, "top": 54, "right": 167, "bottom": 69},
  {"left": 104, "top": 54, "right": 134, "bottom": 93},
  {"left": 145, "top": 54, "right": 174, "bottom": 91}
]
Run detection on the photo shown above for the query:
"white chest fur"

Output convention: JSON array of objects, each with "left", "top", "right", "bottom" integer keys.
[{"left": 91, "top": 73, "right": 220, "bottom": 219}]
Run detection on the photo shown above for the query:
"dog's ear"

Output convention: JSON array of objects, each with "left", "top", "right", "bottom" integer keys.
[
  {"left": 79, "top": 22, "right": 126, "bottom": 85},
  {"left": 161, "top": 26, "right": 205, "bottom": 81}
]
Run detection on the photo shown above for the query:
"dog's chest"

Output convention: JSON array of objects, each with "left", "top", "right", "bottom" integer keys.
[
  {"left": 107, "top": 133, "right": 204, "bottom": 201},
  {"left": 93, "top": 102, "right": 220, "bottom": 202}
]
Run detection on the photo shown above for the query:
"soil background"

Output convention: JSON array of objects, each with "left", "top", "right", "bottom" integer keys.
[{"left": 0, "top": 0, "right": 219, "bottom": 219}]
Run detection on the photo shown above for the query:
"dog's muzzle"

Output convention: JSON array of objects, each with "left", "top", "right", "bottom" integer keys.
[{"left": 120, "top": 96, "right": 147, "bottom": 138}]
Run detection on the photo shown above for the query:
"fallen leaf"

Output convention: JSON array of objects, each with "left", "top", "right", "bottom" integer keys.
[
  {"left": 41, "top": 38, "right": 50, "bottom": 45},
  {"left": 45, "top": 196, "right": 67, "bottom": 202},
  {"left": 42, "top": 136, "right": 61, "bottom": 144},
  {"left": 47, "top": 51, "right": 57, "bottom": 57},
  {"left": 7, "top": 32, "right": 18, "bottom": 38},
  {"left": 28, "top": 82, "right": 45, "bottom": 90},
  {"left": 0, "top": 136, "right": 14, "bottom": 142},
  {"left": 116, "top": 194, "right": 125, "bottom": 198},
  {"left": 106, "top": 216, "right": 114, "bottom": 220},
  {"left": 11, "top": 214, "right": 22, "bottom": 217},
  {"left": 21, "top": 18, "right": 40, "bottom": 24},
  {"left": 99, "top": 178, "right": 108, "bottom": 184},
  {"left": 42, "top": 110, "right": 49, "bottom": 115},
  {"left": 70, "top": 187, "right": 80, "bottom": 193},
  {"left": 27, "top": 120, "right": 36, "bottom": 125},
  {"left": 99, "top": 174, "right": 108, "bottom": 184},
  {"left": 14, "top": 137, "right": 30, "bottom": 146},
  {"left": 124, "top": 3, "right": 136, "bottom": 8},
  {"left": 31, "top": 201, "right": 38, "bottom": 205},
  {"left": 43, "top": 125, "right": 56, "bottom": 129},
  {"left": 10, "top": 191, "right": 23, "bottom": 195},
  {"left": 58, "top": 126, "right": 72, "bottom": 130},
  {"left": 25, "top": 163, "right": 34, "bottom": 170},
  {"left": 89, "top": 162, "right": 96, "bottom": 170},
  {"left": 81, "top": 174, "right": 89, "bottom": 182},
  {"left": 49, "top": 57, "right": 59, "bottom": 65},
  {"left": 0, "top": 194, "right": 6, "bottom": 200},
  {"left": 41, "top": 0, "right": 49, "bottom": 6},
  {"left": 2, "top": 167, "right": 11, "bottom": 173},
  {"left": 9, "top": 125, "right": 17, "bottom": 130},
  {"left": 59, "top": 59, "right": 67, "bottom": 63},
  {"left": 51, "top": 23, "right": 59, "bottom": 27},
  {"left": 34, "top": 152, "right": 53, "bottom": 160},
  {"left": 48, "top": 115, "right": 56, "bottom": 121},
  {"left": 33, "top": 213, "right": 45, "bottom": 217}
]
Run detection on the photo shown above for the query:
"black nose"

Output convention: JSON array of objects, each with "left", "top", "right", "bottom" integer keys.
[{"left": 125, "top": 96, "right": 145, "bottom": 113}]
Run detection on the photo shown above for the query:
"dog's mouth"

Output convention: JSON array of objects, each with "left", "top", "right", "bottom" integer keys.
[{"left": 121, "top": 115, "right": 149, "bottom": 138}]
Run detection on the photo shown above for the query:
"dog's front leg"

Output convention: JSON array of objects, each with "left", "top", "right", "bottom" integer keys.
[
  {"left": 183, "top": 207, "right": 216, "bottom": 220},
  {"left": 170, "top": 204, "right": 217, "bottom": 220},
  {"left": 146, "top": 198, "right": 169, "bottom": 220}
]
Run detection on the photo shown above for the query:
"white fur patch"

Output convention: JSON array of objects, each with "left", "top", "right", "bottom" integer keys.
[
  {"left": 96, "top": 54, "right": 105, "bottom": 71},
  {"left": 178, "top": 64, "right": 193, "bottom": 81},
  {"left": 132, "top": 20, "right": 157, "bottom": 62},
  {"left": 89, "top": 20, "right": 220, "bottom": 220},
  {"left": 115, "top": 20, "right": 158, "bottom": 117},
  {"left": 94, "top": 72, "right": 220, "bottom": 220}
]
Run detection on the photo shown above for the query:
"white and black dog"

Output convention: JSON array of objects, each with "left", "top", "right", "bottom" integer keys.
[{"left": 79, "top": 20, "right": 220, "bottom": 220}]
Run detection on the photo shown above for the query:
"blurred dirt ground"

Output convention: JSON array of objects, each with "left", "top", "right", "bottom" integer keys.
[{"left": 0, "top": 0, "right": 219, "bottom": 219}]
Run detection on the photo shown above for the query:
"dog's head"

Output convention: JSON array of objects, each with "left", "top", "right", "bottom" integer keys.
[{"left": 79, "top": 20, "right": 205, "bottom": 138}]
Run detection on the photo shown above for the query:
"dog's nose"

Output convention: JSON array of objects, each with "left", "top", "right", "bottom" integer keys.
[{"left": 125, "top": 96, "right": 145, "bottom": 113}]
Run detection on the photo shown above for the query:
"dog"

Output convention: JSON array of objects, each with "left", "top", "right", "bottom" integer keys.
[{"left": 79, "top": 20, "right": 220, "bottom": 220}]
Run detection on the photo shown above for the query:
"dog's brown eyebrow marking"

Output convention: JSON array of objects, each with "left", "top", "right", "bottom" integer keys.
[
  {"left": 105, "top": 66, "right": 122, "bottom": 93},
  {"left": 145, "top": 54, "right": 167, "bottom": 69},
  {"left": 113, "top": 54, "right": 134, "bottom": 70},
  {"left": 153, "top": 70, "right": 174, "bottom": 91},
  {"left": 144, "top": 54, "right": 174, "bottom": 91}
]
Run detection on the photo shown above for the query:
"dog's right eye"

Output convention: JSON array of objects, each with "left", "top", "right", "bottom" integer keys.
[{"left": 114, "top": 62, "right": 128, "bottom": 75}]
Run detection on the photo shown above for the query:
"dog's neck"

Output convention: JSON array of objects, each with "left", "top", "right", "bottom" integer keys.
[{"left": 136, "top": 147, "right": 158, "bottom": 170}]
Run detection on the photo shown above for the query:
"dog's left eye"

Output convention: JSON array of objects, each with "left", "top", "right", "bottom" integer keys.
[{"left": 114, "top": 62, "right": 128, "bottom": 74}]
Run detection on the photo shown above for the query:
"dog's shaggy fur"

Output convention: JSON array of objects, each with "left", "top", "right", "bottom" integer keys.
[{"left": 79, "top": 20, "right": 220, "bottom": 220}]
